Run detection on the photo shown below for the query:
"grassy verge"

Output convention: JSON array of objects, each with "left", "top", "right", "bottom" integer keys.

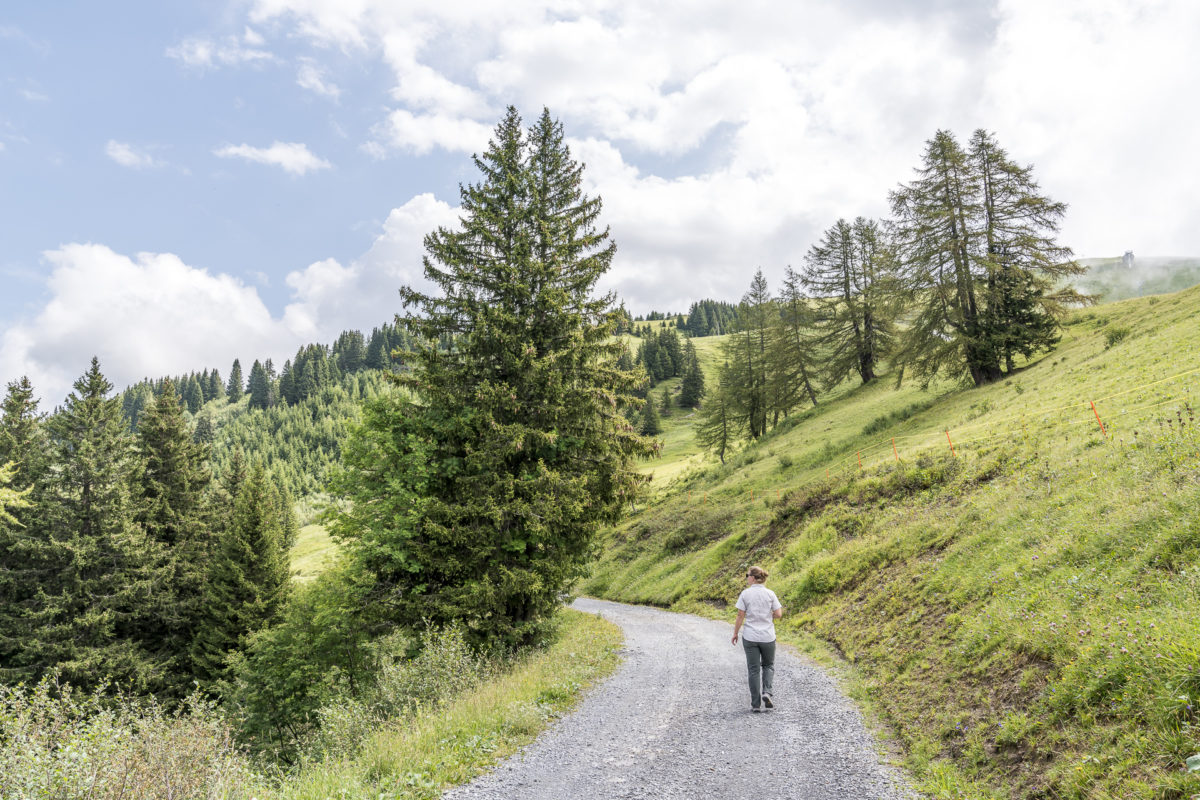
[
  {"left": 586, "top": 286, "right": 1200, "bottom": 798},
  {"left": 272, "top": 608, "right": 623, "bottom": 799}
]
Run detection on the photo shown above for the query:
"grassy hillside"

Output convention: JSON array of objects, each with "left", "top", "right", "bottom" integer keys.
[{"left": 586, "top": 286, "right": 1200, "bottom": 799}]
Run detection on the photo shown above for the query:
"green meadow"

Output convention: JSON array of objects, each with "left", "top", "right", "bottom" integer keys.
[{"left": 587, "top": 286, "right": 1200, "bottom": 799}]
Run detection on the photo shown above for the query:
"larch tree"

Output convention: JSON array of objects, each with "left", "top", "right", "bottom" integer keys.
[
  {"left": 801, "top": 217, "right": 898, "bottom": 387},
  {"left": 328, "top": 106, "right": 654, "bottom": 647},
  {"left": 889, "top": 129, "right": 1086, "bottom": 387},
  {"left": 696, "top": 365, "right": 736, "bottom": 464},
  {"left": 769, "top": 266, "right": 820, "bottom": 411}
]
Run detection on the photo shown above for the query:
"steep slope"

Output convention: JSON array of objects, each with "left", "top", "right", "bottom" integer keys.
[{"left": 585, "top": 286, "right": 1200, "bottom": 799}]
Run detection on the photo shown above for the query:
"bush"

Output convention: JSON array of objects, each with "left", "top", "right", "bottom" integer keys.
[
  {"left": 1104, "top": 325, "right": 1131, "bottom": 348},
  {"left": 0, "top": 680, "right": 262, "bottom": 800}
]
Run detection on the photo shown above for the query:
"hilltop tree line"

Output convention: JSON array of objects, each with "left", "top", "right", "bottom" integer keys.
[
  {"left": 0, "top": 364, "right": 294, "bottom": 698},
  {"left": 698, "top": 129, "right": 1087, "bottom": 461}
]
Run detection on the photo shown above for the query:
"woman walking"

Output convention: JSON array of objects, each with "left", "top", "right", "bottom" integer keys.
[{"left": 731, "top": 565, "right": 783, "bottom": 712}]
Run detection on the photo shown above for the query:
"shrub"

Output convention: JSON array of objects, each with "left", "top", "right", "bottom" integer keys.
[
  {"left": 1104, "top": 325, "right": 1131, "bottom": 348},
  {"left": 0, "top": 680, "right": 262, "bottom": 800}
]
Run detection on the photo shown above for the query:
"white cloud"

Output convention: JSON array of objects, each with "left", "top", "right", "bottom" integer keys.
[
  {"left": 105, "top": 140, "right": 165, "bottom": 170},
  {"left": 166, "top": 35, "right": 273, "bottom": 69},
  {"left": 18, "top": 88, "right": 49, "bottom": 103},
  {"left": 180, "top": 1, "right": 1200, "bottom": 311},
  {"left": 369, "top": 109, "right": 492, "bottom": 155},
  {"left": 282, "top": 193, "right": 461, "bottom": 337},
  {"left": 0, "top": 244, "right": 305, "bottom": 406},
  {"left": 214, "top": 141, "right": 331, "bottom": 175},
  {"left": 297, "top": 59, "right": 340, "bottom": 99}
]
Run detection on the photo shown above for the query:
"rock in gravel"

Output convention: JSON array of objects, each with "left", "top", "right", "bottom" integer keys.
[{"left": 443, "top": 598, "right": 915, "bottom": 800}]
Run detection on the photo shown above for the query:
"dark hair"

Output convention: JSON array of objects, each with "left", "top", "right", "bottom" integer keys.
[{"left": 747, "top": 565, "right": 768, "bottom": 583}]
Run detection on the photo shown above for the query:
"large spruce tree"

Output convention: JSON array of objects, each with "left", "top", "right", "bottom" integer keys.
[
  {"left": 191, "top": 461, "right": 290, "bottom": 686},
  {"left": 30, "top": 359, "right": 160, "bottom": 690},
  {"left": 329, "top": 106, "right": 653, "bottom": 646},
  {"left": 134, "top": 378, "right": 215, "bottom": 692},
  {"left": 0, "top": 377, "right": 48, "bottom": 683}
]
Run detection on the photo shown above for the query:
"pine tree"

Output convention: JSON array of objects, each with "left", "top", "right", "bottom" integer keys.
[
  {"left": 30, "top": 358, "right": 160, "bottom": 691},
  {"left": 659, "top": 384, "right": 672, "bottom": 417},
  {"left": 134, "top": 378, "right": 215, "bottom": 693},
  {"left": 227, "top": 359, "right": 244, "bottom": 402},
  {"left": 330, "top": 106, "right": 653, "bottom": 647}
]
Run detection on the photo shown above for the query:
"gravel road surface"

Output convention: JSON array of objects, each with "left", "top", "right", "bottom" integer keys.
[{"left": 444, "top": 597, "right": 914, "bottom": 800}]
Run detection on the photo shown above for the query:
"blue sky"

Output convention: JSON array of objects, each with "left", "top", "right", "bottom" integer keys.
[{"left": 2, "top": 1, "right": 1199, "bottom": 404}]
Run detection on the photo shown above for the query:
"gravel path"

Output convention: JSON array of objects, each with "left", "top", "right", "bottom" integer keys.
[{"left": 444, "top": 598, "right": 915, "bottom": 800}]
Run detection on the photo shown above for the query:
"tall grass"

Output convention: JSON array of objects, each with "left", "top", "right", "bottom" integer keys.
[{"left": 0, "top": 610, "right": 621, "bottom": 800}]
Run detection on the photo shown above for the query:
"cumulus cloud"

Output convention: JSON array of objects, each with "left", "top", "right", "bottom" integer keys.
[
  {"left": 0, "top": 244, "right": 304, "bottom": 406},
  {"left": 178, "top": 0, "right": 1200, "bottom": 311},
  {"left": 282, "top": 193, "right": 461, "bottom": 337},
  {"left": 105, "top": 140, "right": 164, "bottom": 169},
  {"left": 214, "top": 141, "right": 331, "bottom": 175},
  {"left": 297, "top": 59, "right": 340, "bottom": 99},
  {"left": 0, "top": 197, "right": 461, "bottom": 404}
]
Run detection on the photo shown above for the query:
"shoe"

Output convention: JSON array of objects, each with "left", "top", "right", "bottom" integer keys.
[
  {"left": 762, "top": 693, "right": 774, "bottom": 709},
  {"left": 751, "top": 706, "right": 762, "bottom": 712}
]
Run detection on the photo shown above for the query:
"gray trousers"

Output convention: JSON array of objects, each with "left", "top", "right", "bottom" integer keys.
[{"left": 742, "top": 639, "right": 776, "bottom": 708}]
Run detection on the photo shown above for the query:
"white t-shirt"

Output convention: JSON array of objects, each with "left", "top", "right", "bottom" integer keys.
[{"left": 736, "top": 583, "right": 782, "bottom": 642}]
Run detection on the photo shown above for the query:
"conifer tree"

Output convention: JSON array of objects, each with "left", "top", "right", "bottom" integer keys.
[
  {"left": 208, "top": 369, "right": 225, "bottom": 403},
  {"left": 185, "top": 376, "right": 205, "bottom": 414},
  {"left": 679, "top": 342, "right": 706, "bottom": 408},
  {"left": 640, "top": 394, "right": 662, "bottom": 436},
  {"left": 802, "top": 218, "right": 898, "bottom": 386},
  {"left": 31, "top": 359, "right": 160, "bottom": 690},
  {"left": 227, "top": 359, "right": 244, "bottom": 402},
  {"left": 0, "top": 378, "right": 47, "bottom": 682},
  {"left": 696, "top": 368, "right": 736, "bottom": 464},
  {"left": 247, "top": 360, "right": 270, "bottom": 410},
  {"left": 659, "top": 384, "right": 672, "bottom": 417},
  {"left": 330, "top": 106, "right": 653, "bottom": 647},
  {"left": 134, "top": 379, "right": 215, "bottom": 692},
  {"left": 769, "top": 267, "right": 820, "bottom": 410},
  {"left": 890, "top": 129, "right": 1086, "bottom": 386},
  {"left": 191, "top": 461, "right": 289, "bottom": 685}
]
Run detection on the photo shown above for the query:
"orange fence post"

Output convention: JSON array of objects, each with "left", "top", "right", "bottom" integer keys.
[
  {"left": 946, "top": 430, "right": 957, "bottom": 457},
  {"left": 1090, "top": 400, "right": 1108, "bottom": 438},
  {"left": 857, "top": 450, "right": 863, "bottom": 470},
  {"left": 892, "top": 437, "right": 899, "bottom": 462}
]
